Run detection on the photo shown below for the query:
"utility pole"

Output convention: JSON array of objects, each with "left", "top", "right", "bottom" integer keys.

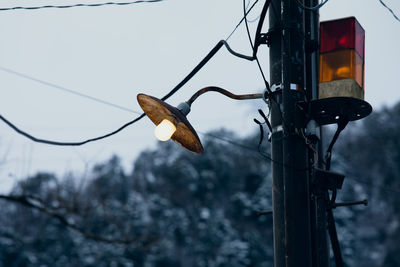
[{"left": 269, "top": 0, "right": 312, "bottom": 266}]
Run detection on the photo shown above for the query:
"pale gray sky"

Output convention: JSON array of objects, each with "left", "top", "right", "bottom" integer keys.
[{"left": 0, "top": 0, "right": 399, "bottom": 192}]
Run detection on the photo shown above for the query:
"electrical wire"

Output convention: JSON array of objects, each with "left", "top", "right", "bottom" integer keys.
[
  {"left": 242, "top": 0, "right": 293, "bottom": 141},
  {"left": 0, "top": 66, "right": 140, "bottom": 115},
  {"left": 0, "top": 0, "right": 163, "bottom": 11},
  {"left": 245, "top": 0, "right": 261, "bottom": 23},
  {"left": 308, "top": 144, "right": 318, "bottom": 168},
  {"left": 378, "top": 0, "right": 400, "bottom": 22},
  {"left": 221, "top": 40, "right": 255, "bottom": 61},
  {"left": 294, "top": 0, "right": 330, "bottom": 11},
  {"left": 226, "top": 0, "right": 261, "bottom": 41},
  {"left": 0, "top": 2, "right": 264, "bottom": 146},
  {"left": 253, "top": 118, "right": 265, "bottom": 145},
  {"left": 199, "top": 131, "right": 267, "bottom": 157},
  {"left": 242, "top": 0, "right": 292, "bottom": 137},
  {"left": 248, "top": 116, "right": 309, "bottom": 170},
  {"left": 299, "top": 129, "right": 319, "bottom": 168},
  {"left": 325, "top": 120, "right": 348, "bottom": 171},
  {"left": 200, "top": 131, "right": 306, "bottom": 171},
  {"left": 247, "top": 14, "right": 262, "bottom": 23},
  {"left": 0, "top": 40, "right": 224, "bottom": 146},
  {"left": 205, "top": 129, "right": 304, "bottom": 171},
  {"left": 243, "top": 0, "right": 271, "bottom": 92},
  {"left": 252, "top": 0, "right": 271, "bottom": 58},
  {"left": 0, "top": 113, "right": 146, "bottom": 146}
]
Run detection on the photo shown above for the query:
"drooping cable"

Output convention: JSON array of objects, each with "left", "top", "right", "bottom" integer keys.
[
  {"left": 253, "top": 118, "right": 265, "bottom": 145},
  {"left": 244, "top": 0, "right": 261, "bottom": 23},
  {"left": 258, "top": 109, "right": 272, "bottom": 132},
  {"left": 0, "top": 2, "right": 263, "bottom": 146},
  {"left": 243, "top": 0, "right": 271, "bottom": 93},
  {"left": 226, "top": 0, "right": 260, "bottom": 40},
  {"left": 158, "top": 0, "right": 263, "bottom": 101},
  {"left": 243, "top": 0, "right": 291, "bottom": 137},
  {"left": 0, "top": 0, "right": 163, "bottom": 11},
  {"left": 0, "top": 41, "right": 227, "bottom": 146},
  {"left": 161, "top": 39, "right": 257, "bottom": 103},
  {"left": 199, "top": 129, "right": 309, "bottom": 171},
  {"left": 198, "top": 131, "right": 270, "bottom": 159},
  {"left": 325, "top": 119, "right": 349, "bottom": 171},
  {"left": 252, "top": 0, "right": 271, "bottom": 58},
  {"left": 378, "top": 0, "right": 400, "bottom": 22},
  {"left": 0, "top": 113, "right": 146, "bottom": 146}
]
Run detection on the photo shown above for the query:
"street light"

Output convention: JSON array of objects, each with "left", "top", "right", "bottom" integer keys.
[
  {"left": 137, "top": 93, "right": 203, "bottom": 154},
  {"left": 137, "top": 86, "right": 263, "bottom": 154}
]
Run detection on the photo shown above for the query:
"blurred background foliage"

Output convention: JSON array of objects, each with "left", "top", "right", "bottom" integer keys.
[{"left": 0, "top": 102, "right": 400, "bottom": 266}]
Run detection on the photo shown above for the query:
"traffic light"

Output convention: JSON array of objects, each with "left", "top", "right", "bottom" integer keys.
[{"left": 319, "top": 17, "right": 365, "bottom": 100}]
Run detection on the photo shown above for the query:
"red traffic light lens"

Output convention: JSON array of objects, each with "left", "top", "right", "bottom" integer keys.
[{"left": 320, "top": 17, "right": 365, "bottom": 60}]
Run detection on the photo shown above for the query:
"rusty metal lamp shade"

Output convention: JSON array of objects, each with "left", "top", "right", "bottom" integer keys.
[{"left": 137, "top": 94, "right": 204, "bottom": 154}]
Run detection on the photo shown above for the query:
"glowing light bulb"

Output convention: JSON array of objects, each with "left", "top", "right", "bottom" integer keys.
[
  {"left": 154, "top": 119, "right": 176, "bottom": 141},
  {"left": 335, "top": 66, "right": 351, "bottom": 79}
]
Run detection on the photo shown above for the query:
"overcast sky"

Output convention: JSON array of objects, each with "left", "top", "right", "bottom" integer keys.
[{"left": 0, "top": 0, "right": 399, "bottom": 192}]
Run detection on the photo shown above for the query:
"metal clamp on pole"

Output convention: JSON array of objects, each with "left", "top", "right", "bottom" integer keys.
[
  {"left": 313, "top": 168, "right": 345, "bottom": 190},
  {"left": 332, "top": 199, "right": 368, "bottom": 208}
]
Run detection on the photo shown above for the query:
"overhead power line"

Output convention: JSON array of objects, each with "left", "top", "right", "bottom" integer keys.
[
  {"left": 0, "top": 1, "right": 262, "bottom": 146},
  {"left": 378, "top": 0, "right": 400, "bottom": 22},
  {"left": 0, "top": 66, "right": 140, "bottom": 115},
  {"left": 201, "top": 131, "right": 309, "bottom": 171},
  {"left": 199, "top": 131, "right": 269, "bottom": 157},
  {"left": 0, "top": 113, "right": 146, "bottom": 146},
  {"left": 226, "top": 0, "right": 260, "bottom": 40},
  {"left": 242, "top": 0, "right": 270, "bottom": 91},
  {"left": 0, "top": 0, "right": 163, "bottom": 11}
]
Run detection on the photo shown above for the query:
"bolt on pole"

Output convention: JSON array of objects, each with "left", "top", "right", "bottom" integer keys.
[{"left": 268, "top": 0, "right": 312, "bottom": 266}]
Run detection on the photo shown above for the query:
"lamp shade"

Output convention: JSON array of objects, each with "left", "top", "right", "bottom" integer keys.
[{"left": 137, "top": 94, "right": 204, "bottom": 154}]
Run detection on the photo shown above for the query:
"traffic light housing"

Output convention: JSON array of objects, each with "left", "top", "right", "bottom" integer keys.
[{"left": 319, "top": 17, "right": 365, "bottom": 99}]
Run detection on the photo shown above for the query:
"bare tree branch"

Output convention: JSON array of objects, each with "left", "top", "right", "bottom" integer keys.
[{"left": 0, "top": 194, "right": 159, "bottom": 247}]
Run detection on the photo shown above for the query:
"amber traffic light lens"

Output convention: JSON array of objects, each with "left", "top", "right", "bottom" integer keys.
[{"left": 319, "top": 49, "right": 364, "bottom": 89}]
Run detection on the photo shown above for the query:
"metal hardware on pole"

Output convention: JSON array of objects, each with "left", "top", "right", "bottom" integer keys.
[{"left": 269, "top": 0, "right": 312, "bottom": 266}]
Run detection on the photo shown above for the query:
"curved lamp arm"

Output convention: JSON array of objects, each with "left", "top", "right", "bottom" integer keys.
[
  {"left": 137, "top": 86, "right": 264, "bottom": 154},
  {"left": 187, "top": 86, "right": 263, "bottom": 106}
]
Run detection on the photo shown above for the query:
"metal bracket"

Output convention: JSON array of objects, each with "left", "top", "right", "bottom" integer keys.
[
  {"left": 263, "top": 83, "right": 281, "bottom": 104},
  {"left": 313, "top": 168, "right": 345, "bottom": 191},
  {"left": 257, "top": 33, "right": 271, "bottom": 47},
  {"left": 332, "top": 199, "right": 368, "bottom": 208},
  {"left": 297, "top": 97, "right": 372, "bottom": 126},
  {"left": 271, "top": 83, "right": 282, "bottom": 92},
  {"left": 255, "top": 210, "right": 273, "bottom": 217}
]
